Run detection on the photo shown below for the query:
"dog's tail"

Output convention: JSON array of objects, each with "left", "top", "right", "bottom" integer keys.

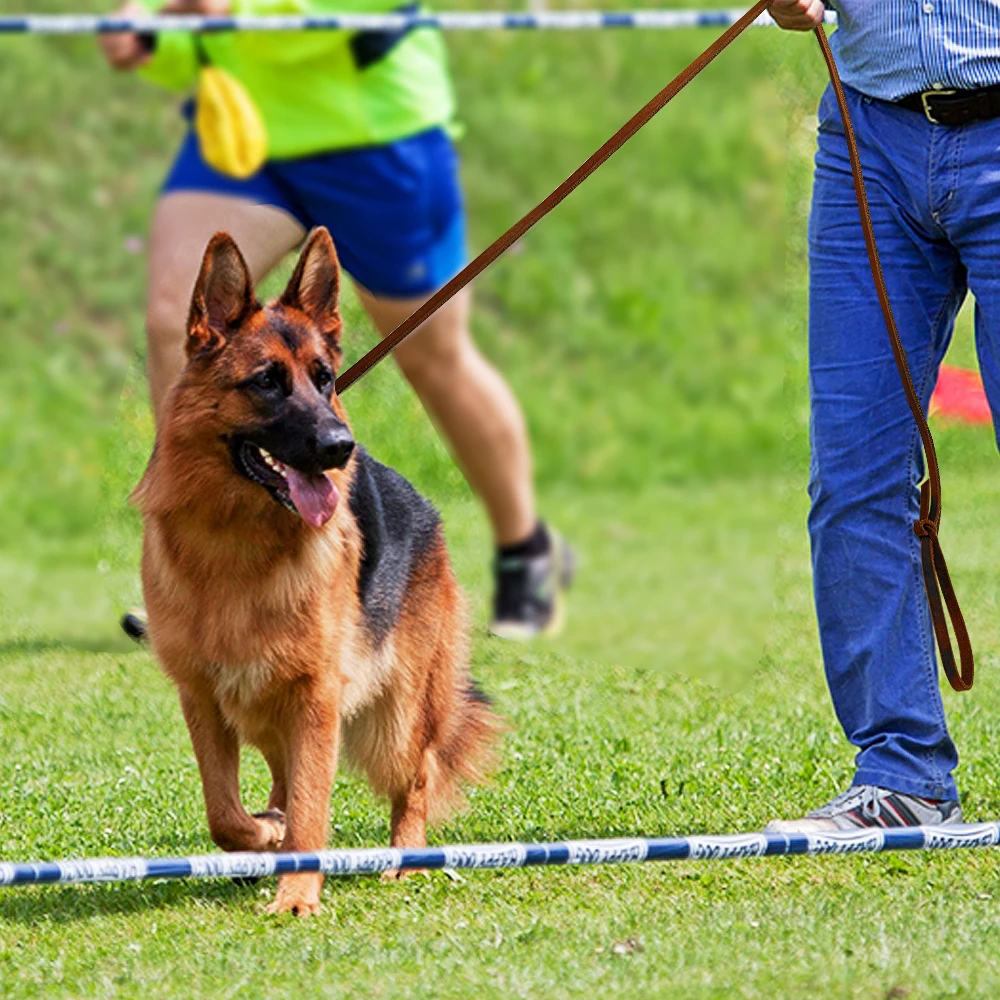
[{"left": 426, "top": 676, "right": 505, "bottom": 823}]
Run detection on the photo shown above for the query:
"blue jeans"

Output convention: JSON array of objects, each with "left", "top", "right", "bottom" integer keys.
[{"left": 809, "top": 84, "right": 1000, "bottom": 801}]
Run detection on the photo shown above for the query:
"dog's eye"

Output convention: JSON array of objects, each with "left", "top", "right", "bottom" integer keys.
[
  {"left": 314, "top": 368, "right": 333, "bottom": 391},
  {"left": 253, "top": 371, "right": 279, "bottom": 391}
]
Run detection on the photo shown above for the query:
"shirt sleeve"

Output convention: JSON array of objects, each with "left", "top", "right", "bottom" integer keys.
[
  {"left": 132, "top": 0, "right": 330, "bottom": 90},
  {"left": 132, "top": 0, "right": 198, "bottom": 92},
  {"left": 136, "top": 32, "right": 199, "bottom": 92},
  {"left": 231, "top": 0, "right": 310, "bottom": 12}
]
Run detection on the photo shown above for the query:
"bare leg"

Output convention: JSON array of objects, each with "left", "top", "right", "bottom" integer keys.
[
  {"left": 177, "top": 685, "right": 285, "bottom": 852},
  {"left": 358, "top": 287, "right": 536, "bottom": 547},
  {"left": 145, "top": 192, "right": 305, "bottom": 423}
]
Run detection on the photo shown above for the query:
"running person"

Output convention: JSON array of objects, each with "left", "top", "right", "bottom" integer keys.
[{"left": 100, "top": 0, "right": 572, "bottom": 640}]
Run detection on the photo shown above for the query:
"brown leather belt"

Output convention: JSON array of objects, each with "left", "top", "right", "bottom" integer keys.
[
  {"left": 336, "top": 9, "right": 975, "bottom": 692},
  {"left": 895, "top": 85, "right": 1000, "bottom": 126}
]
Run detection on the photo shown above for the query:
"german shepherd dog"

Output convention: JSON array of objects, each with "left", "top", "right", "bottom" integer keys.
[{"left": 133, "top": 228, "right": 501, "bottom": 916}]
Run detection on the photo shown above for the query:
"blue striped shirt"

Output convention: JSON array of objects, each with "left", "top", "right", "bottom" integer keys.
[{"left": 829, "top": 1, "right": 1000, "bottom": 100}]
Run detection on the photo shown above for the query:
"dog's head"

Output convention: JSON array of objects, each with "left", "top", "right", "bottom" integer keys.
[{"left": 161, "top": 227, "right": 354, "bottom": 529}]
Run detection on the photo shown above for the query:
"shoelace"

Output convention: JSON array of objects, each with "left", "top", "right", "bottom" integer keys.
[
  {"left": 813, "top": 786, "right": 863, "bottom": 817},
  {"left": 334, "top": 9, "right": 973, "bottom": 692},
  {"left": 860, "top": 786, "right": 881, "bottom": 822},
  {"left": 813, "top": 786, "right": 882, "bottom": 822}
]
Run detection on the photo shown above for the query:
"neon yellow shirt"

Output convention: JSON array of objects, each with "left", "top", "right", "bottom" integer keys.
[{"left": 137, "top": 0, "right": 456, "bottom": 159}]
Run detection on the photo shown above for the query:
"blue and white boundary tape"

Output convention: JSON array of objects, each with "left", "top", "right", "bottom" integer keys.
[
  {"left": 2, "top": 823, "right": 997, "bottom": 887},
  {"left": 0, "top": 8, "right": 837, "bottom": 35}
]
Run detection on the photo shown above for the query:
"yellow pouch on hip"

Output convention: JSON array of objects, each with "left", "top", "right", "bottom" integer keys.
[{"left": 195, "top": 64, "right": 268, "bottom": 180}]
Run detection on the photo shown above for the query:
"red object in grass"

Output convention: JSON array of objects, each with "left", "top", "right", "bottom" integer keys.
[{"left": 929, "top": 365, "right": 992, "bottom": 425}]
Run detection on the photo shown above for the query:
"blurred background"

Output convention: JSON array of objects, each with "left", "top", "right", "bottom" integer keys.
[{"left": 0, "top": 0, "right": 993, "bottom": 681}]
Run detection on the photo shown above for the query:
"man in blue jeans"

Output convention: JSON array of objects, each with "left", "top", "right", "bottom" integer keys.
[{"left": 765, "top": 0, "right": 1000, "bottom": 831}]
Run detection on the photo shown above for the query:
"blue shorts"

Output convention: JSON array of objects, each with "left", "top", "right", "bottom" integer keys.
[{"left": 162, "top": 123, "right": 467, "bottom": 298}]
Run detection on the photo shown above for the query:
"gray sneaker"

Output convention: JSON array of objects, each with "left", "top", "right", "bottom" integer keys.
[{"left": 764, "top": 784, "right": 963, "bottom": 834}]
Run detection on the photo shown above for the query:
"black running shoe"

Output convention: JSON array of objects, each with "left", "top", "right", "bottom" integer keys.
[
  {"left": 489, "top": 526, "right": 575, "bottom": 641},
  {"left": 120, "top": 608, "right": 149, "bottom": 644}
]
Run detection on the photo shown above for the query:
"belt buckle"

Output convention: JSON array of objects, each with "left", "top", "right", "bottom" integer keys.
[{"left": 921, "top": 89, "right": 957, "bottom": 124}]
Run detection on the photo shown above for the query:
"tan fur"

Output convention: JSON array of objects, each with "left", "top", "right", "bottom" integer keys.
[{"left": 134, "top": 229, "right": 501, "bottom": 916}]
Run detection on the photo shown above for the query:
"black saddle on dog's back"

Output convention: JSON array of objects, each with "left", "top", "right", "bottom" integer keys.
[{"left": 348, "top": 446, "right": 442, "bottom": 646}]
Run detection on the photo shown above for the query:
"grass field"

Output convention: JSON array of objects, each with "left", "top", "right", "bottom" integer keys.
[{"left": 3, "top": 3, "right": 1000, "bottom": 998}]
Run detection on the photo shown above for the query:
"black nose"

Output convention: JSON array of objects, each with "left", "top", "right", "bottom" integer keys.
[{"left": 315, "top": 428, "right": 355, "bottom": 470}]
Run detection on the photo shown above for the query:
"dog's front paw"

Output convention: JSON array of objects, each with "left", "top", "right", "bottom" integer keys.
[
  {"left": 265, "top": 873, "right": 322, "bottom": 917},
  {"left": 252, "top": 809, "right": 286, "bottom": 850},
  {"left": 380, "top": 867, "right": 429, "bottom": 882},
  {"left": 265, "top": 893, "right": 321, "bottom": 917}
]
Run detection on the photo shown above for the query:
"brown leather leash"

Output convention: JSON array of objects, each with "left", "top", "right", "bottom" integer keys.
[
  {"left": 335, "top": 0, "right": 772, "bottom": 393},
  {"left": 334, "top": 6, "right": 974, "bottom": 691}
]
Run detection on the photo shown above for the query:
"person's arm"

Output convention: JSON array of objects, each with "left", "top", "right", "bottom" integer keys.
[
  {"left": 98, "top": 1, "right": 153, "bottom": 71},
  {"left": 160, "top": 0, "right": 231, "bottom": 12},
  {"left": 768, "top": 0, "right": 826, "bottom": 30},
  {"left": 98, "top": 1, "right": 199, "bottom": 90}
]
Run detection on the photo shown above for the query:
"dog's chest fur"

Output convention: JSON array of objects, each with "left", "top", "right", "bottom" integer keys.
[
  {"left": 207, "top": 659, "right": 277, "bottom": 715},
  {"left": 206, "top": 634, "right": 396, "bottom": 726},
  {"left": 144, "top": 448, "right": 443, "bottom": 735}
]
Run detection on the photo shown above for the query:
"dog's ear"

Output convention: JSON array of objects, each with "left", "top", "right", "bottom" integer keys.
[
  {"left": 280, "top": 227, "right": 343, "bottom": 352},
  {"left": 187, "top": 232, "right": 258, "bottom": 358}
]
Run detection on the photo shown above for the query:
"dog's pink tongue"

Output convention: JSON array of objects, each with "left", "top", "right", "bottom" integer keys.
[{"left": 286, "top": 469, "right": 339, "bottom": 528}]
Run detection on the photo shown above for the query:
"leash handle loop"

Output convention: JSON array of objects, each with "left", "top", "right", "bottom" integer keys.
[{"left": 913, "top": 482, "right": 974, "bottom": 690}]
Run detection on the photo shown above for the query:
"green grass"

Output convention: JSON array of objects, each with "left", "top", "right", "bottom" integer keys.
[{"left": 3, "top": 2, "right": 1000, "bottom": 997}]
